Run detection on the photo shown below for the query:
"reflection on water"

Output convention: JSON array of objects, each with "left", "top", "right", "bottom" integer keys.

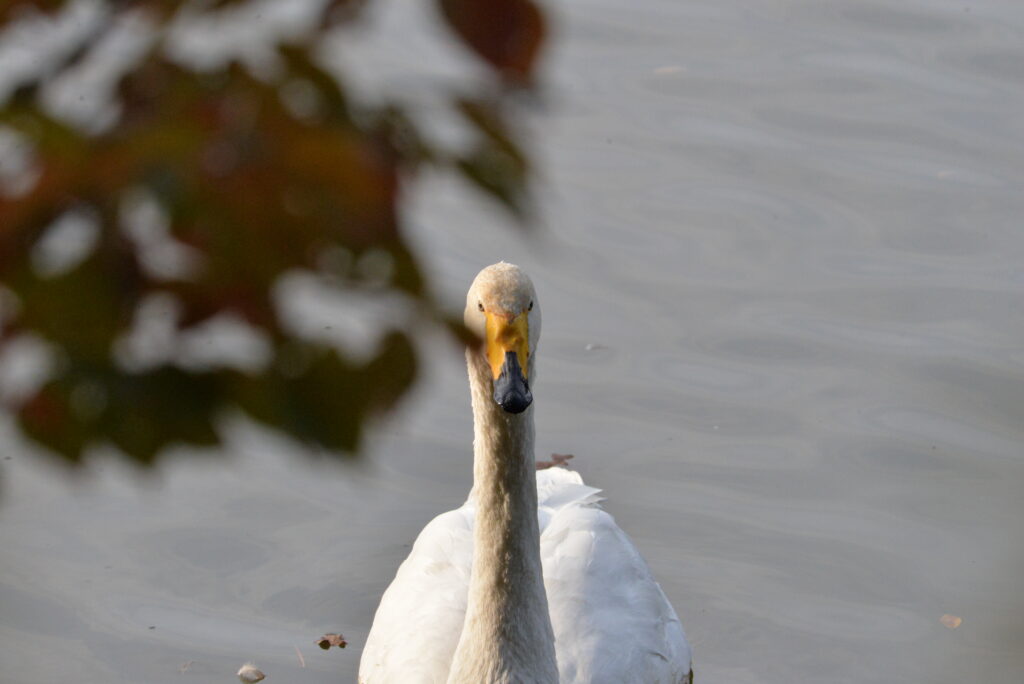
[{"left": 3, "top": 0, "right": 1024, "bottom": 682}]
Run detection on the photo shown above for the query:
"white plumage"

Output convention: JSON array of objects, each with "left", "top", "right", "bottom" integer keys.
[{"left": 359, "top": 468, "right": 691, "bottom": 683}]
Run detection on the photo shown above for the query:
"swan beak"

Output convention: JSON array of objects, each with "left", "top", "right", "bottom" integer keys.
[{"left": 486, "top": 311, "right": 532, "bottom": 414}]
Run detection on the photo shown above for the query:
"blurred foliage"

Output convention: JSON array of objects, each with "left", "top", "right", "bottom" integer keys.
[{"left": 0, "top": 0, "right": 546, "bottom": 463}]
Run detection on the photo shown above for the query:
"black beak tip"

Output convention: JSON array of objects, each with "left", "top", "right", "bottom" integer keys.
[
  {"left": 493, "top": 350, "right": 532, "bottom": 414},
  {"left": 497, "top": 388, "right": 533, "bottom": 414}
]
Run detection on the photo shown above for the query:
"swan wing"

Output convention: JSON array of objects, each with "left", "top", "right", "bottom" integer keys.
[
  {"left": 540, "top": 471, "right": 692, "bottom": 684},
  {"left": 358, "top": 505, "right": 474, "bottom": 684}
]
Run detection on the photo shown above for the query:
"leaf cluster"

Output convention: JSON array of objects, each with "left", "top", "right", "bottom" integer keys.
[{"left": 0, "top": 0, "right": 546, "bottom": 463}]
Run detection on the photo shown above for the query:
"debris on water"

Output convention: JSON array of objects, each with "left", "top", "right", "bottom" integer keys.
[
  {"left": 940, "top": 614, "right": 962, "bottom": 629},
  {"left": 583, "top": 343, "right": 607, "bottom": 351},
  {"left": 653, "top": 65, "right": 685, "bottom": 75},
  {"left": 237, "top": 663, "right": 265, "bottom": 682},
  {"left": 537, "top": 453, "right": 574, "bottom": 470},
  {"left": 318, "top": 633, "right": 348, "bottom": 649},
  {"left": 294, "top": 645, "right": 306, "bottom": 668}
]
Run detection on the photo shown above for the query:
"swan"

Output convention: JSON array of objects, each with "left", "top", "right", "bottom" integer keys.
[{"left": 358, "top": 263, "right": 692, "bottom": 683}]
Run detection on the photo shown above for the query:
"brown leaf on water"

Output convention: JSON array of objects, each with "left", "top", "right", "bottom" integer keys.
[
  {"left": 940, "top": 614, "right": 962, "bottom": 629},
  {"left": 536, "top": 453, "right": 573, "bottom": 470},
  {"left": 318, "top": 633, "right": 348, "bottom": 649}
]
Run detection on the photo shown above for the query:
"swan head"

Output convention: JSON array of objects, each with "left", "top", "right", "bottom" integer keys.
[{"left": 465, "top": 262, "right": 540, "bottom": 415}]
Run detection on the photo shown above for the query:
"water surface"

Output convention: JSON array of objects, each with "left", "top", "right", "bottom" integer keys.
[{"left": 3, "top": 0, "right": 1024, "bottom": 682}]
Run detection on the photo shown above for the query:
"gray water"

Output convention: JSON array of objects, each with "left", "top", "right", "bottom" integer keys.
[{"left": 3, "top": 0, "right": 1024, "bottom": 682}]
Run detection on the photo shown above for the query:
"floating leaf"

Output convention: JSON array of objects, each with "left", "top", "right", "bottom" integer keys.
[
  {"left": 317, "top": 633, "right": 348, "bottom": 649},
  {"left": 940, "top": 614, "right": 962, "bottom": 629},
  {"left": 536, "top": 452, "right": 573, "bottom": 470}
]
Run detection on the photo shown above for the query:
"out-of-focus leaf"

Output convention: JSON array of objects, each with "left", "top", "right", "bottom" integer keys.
[
  {"left": 0, "top": 1, "right": 66, "bottom": 23},
  {"left": 4, "top": 229, "right": 142, "bottom": 363},
  {"left": 101, "top": 366, "right": 223, "bottom": 462},
  {"left": 18, "top": 383, "right": 87, "bottom": 462},
  {"left": 19, "top": 365, "right": 223, "bottom": 462},
  {"left": 456, "top": 143, "right": 530, "bottom": 220},
  {"left": 277, "top": 44, "right": 353, "bottom": 124},
  {"left": 455, "top": 98, "right": 523, "bottom": 153},
  {"left": 379, "top": 241, "right": 424, "bottom": 296},
  {"left": 362, "top": 330, "right": 416, "bottom": 413},
  {"left": 0, "top": 110, "right": 92, "bottom": 240},
  {"left": 374, "top": 105, "right": 432, "bottom": 170},
  {"left": 452, "top": 97, "right": 530, "bottom": 219},
  {"left": 0, "top": 0, "right": 545, "bottom": 466},
  {"left": 437, "top": 0, "right": 545, "bottom": 82},
  {"left": 444, "top": 314, "right": 480, "bottom": 349},
  {"left": 232, "top": 333, "right": 415, "bottom": 453}
]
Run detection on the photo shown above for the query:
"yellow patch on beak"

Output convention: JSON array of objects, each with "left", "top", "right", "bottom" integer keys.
[{"left": 485, "top": 311, "right": 529, "bottom": 381}]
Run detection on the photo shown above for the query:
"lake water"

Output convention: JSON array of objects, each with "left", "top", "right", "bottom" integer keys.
[{"left": 3, "top": 0, "right": 1024, "bottom": 682}]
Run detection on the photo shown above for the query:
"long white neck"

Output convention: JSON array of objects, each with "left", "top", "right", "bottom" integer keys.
[{"left": 446, "top": 351, "right": 559, "bottom": 684}]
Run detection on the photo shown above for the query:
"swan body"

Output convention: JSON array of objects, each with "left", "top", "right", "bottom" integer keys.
[{"left": 359, "top": 263, "right": 691, "bottom": 684}]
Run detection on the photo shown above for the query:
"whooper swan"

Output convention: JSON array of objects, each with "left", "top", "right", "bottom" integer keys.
[{"left": 358, "top": 262, "right": 692, "bottom": 684}]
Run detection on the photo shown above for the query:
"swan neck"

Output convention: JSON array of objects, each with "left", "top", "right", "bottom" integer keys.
[{"left": 446, "top": 351, "right": 558, "bottom": 684}]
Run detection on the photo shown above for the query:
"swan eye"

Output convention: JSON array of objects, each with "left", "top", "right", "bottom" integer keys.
[
  {"left": 478, "top": 301, "right": 485, "bottom": 312},
  {"left": 528, "top": 300, "right": 533, "bottom": 311}
]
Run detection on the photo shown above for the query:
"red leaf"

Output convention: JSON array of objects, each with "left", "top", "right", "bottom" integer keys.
[{"left": 437, "top": 0, "right": 546, "bottom": 82}]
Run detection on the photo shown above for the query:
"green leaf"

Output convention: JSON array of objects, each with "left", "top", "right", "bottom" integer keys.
[
  {"left": 456, "top": 144, "right": 531, "bottom": 221},
  {"left": 18, "top": 366, "right": 224, "bottom": 463}
]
